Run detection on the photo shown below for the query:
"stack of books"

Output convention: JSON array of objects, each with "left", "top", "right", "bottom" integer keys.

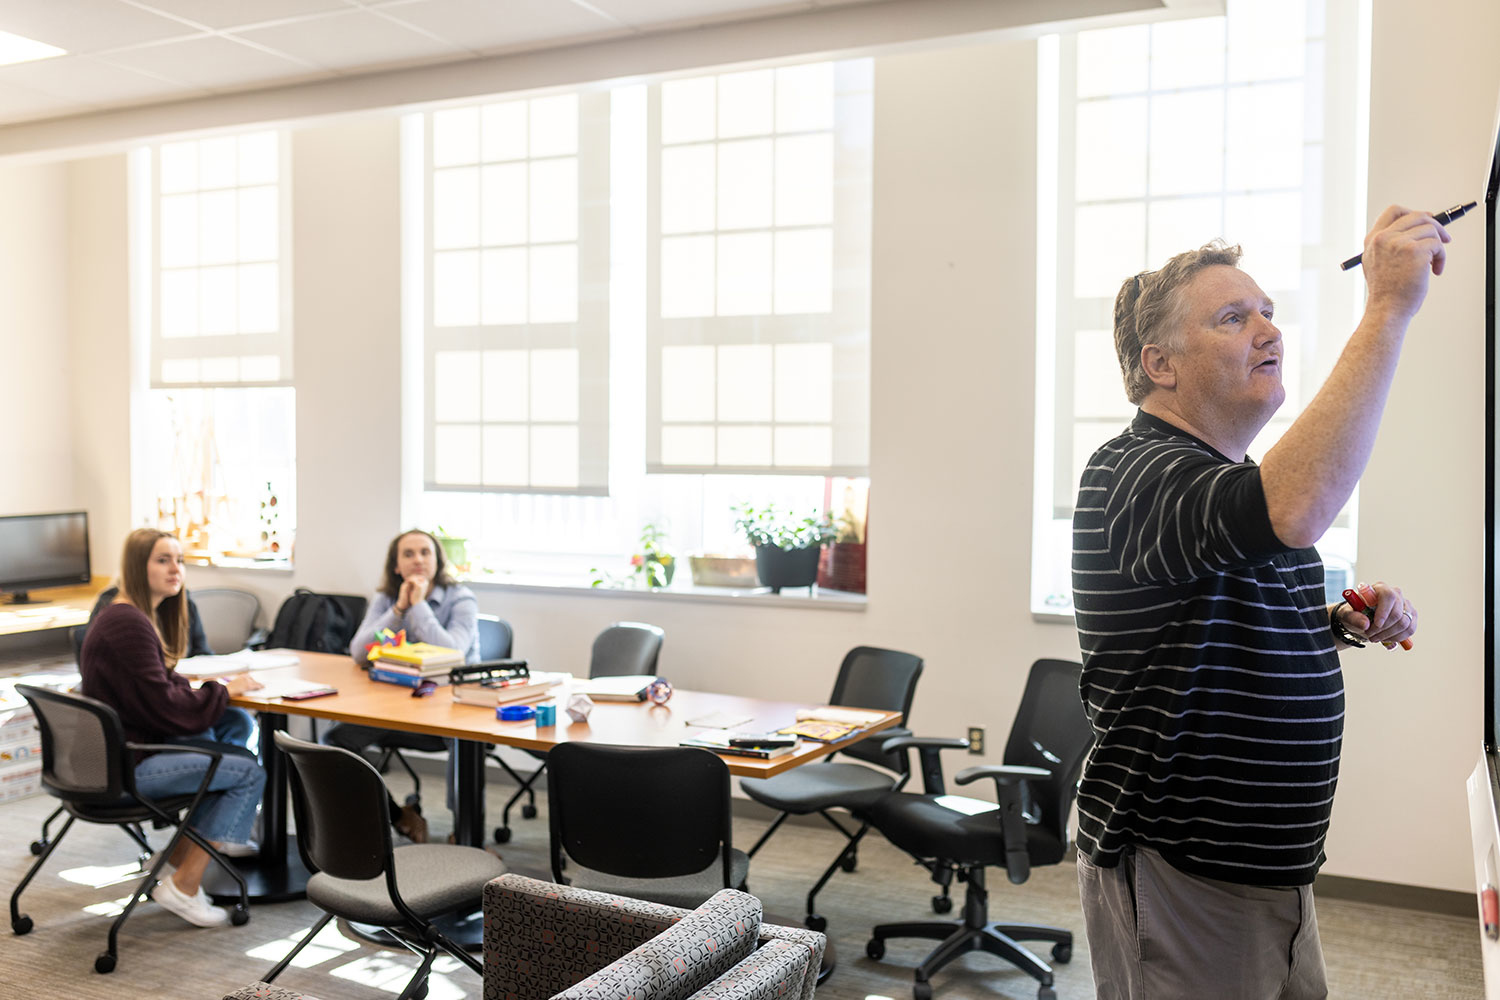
[
  {"left": 452, "top": 666, "right": 567, "bottom": 707},
  {"left": 368, "top": 642, "right": 465, "bottom": 687}
]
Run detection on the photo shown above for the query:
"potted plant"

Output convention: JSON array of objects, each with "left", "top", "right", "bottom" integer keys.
[
  {"left": 433, "top": 525, "right": 469, "bottom": 575},
  {"left": 731, "top": 503, "right": 837, "bottom": 593}
]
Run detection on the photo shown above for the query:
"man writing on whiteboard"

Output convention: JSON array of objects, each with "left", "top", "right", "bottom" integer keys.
[{"left": 1071, "top": 206, "right": 1445, "bottom": 997}]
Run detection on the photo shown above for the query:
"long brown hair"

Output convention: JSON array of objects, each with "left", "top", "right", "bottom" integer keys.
[
  {"left": 117, "top": 528, "right": 189, "bottom": 667},
  {"left": 378, "top": 529, "right": 457, "bottom": 600}
]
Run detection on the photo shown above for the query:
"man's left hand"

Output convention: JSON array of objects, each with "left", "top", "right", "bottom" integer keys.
[{"left": 1339, "top": 580, "right": 1417, "bottom": 648}]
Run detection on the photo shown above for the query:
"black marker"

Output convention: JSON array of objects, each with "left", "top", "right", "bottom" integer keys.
[{"left": 1340, "top": 201, "right": 1477, "bottom": 271}]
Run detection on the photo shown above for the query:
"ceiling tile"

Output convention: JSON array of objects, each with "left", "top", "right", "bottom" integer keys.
[
  {"left": 0, "top": 0, "right": 198, "bottom": 54},
  {"left": 377, "top": 0, "right": 623, "bottom": 54},
  {"left": 98, "top": 34, "right": 323, "bottom": 92},
  {"left": 0, "top": 54, "right": 195, "bottom": 106},
  {"left": 131, "top": 0, "right": 355, "bottom": 31},
  {"left": 584, "top": 0, "right": 811, "bottom": 29},
  {"left": 233, "top": 7, "right": 464, "bottom": 72}
]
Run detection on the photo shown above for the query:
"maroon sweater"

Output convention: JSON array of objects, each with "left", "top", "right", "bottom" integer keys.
[{"left": 79, "top": 602, "right": 229, "bottom": 756}]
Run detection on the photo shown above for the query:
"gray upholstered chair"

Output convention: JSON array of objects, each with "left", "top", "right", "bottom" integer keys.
[
  {"left": 191, "top": 587, "right": 266, "bottom": 653},
  {"left": 261, "top": 732, "right": 504, "bottom": 1000},
  {"left": 223, "top": 873, "right": 826, "bottom": 1000}
]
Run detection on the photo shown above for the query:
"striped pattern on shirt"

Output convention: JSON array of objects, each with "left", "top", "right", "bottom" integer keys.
[{"left": 1071, "top": 411, "right": 1344, "bottom": 886}]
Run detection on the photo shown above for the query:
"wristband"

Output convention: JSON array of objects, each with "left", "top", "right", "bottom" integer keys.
[{"left": 1329, "top": 601, "right": 1365, "bottom": 648}]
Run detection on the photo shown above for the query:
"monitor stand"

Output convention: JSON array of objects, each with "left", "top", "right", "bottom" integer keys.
[{"left": 2, "top": 592, "right": 51, "bottom": 605}]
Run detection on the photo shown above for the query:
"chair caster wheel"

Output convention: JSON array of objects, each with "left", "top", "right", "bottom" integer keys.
[
  {"left": 913, "top": 980, "right": 932, "bottom": 1000},
  {"left": 231, "top": 906, "right": 250, "bottom": 926},
  {"left": 840, "top": 852, "right": 857, "bottom": 872},
  {"left": 865, "top": 938, "right": 885, "bottom": 960},
  {"left": 411, "top": 980, "right": 429, "bottom": 1000},
  {"left": 28, "top": 840, "right": 45, "bottom": 856},
  {"left": 12, "top": 914, "right": 33, "bottom": 935},
  {"left": 1038, "top": 987, "right": 1057, "bottom": 1000},
  {"left": 805, "top": 914, "right": 827, "bottom": 932},
  {"left": 95, "top": 952, "right": 117, "bottom": 974},
  {"left": 931, "top": 895, "right": 952, "bottom": 914},
  {"left": 522, "top": 804, "right": 538, "bottom": 820},
  {"left": 493, "top": 827, "right": 512, "bottom": 844},
  {"left": 1051, "top": 943, "right": 1071, "bottom": 963}
]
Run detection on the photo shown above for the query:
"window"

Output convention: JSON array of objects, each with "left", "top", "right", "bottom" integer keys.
[
  {"left": 136, "top": 132, "right": 296, "bottom": 562},
  {"left": 646, "top": 62, "right": 873, "bottom": 475},
  {"left": 1032, "top": 0, "right": 1368, "bottom": 614},
  {"left": 422, "top": 93, "right": 611, "bottom": 494},
  {"left": 409, "top": 61, "right": 874, "bottom": 585}
]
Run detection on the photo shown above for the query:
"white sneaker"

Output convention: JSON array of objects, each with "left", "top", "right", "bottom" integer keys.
[
  {"left": 153, "top": 876, "right": 229, "bottom": 928},
  {"left": 218, "top": 841, "right": 259, "bottom": 858}
]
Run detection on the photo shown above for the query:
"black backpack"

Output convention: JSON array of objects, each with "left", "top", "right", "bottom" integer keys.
[{"left": 265, "top": 588, "right": 367, "bottom": 654}]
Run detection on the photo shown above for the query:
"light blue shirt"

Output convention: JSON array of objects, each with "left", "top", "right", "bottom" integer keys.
[{"left": 349, "top": 583, "right": 480, "bottom": 665}]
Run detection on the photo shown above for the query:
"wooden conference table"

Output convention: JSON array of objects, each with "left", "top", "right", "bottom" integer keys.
[{"left": 211, "top": 650, "right": 903, "bottom": 905}]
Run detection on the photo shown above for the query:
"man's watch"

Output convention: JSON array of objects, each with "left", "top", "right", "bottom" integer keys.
[{"left": 1329, "top": 602, "right": 1365, "bottom": 648}]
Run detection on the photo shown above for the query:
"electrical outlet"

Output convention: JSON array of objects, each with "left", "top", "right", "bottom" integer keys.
[{"left": 966, "top": 726, "right": 985, "bottom": 755}]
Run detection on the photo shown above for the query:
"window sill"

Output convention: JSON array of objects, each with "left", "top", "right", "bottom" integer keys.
[
  {"left": 464, "top": 574, "right": 867, "bottom": 612},
  {"left": 184, "top": 555, "right": 294, "bottom": 574},
  {"left": 1031, "top": 609, "right": 1074, "bottom": 625}
]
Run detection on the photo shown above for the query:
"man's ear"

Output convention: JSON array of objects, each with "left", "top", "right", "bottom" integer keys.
[{"left": 1141, "top": 345, "right": 1177, "bottom": 390}]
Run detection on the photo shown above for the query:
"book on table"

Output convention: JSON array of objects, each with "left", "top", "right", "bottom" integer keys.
[
  {"left": 368, "top": 642, "right": 465, "bottom": 670},
  {"left": 452, "top": 671, "right": 567, "bottom": 707},
  {"left": 777, "top": 706, "right": 889, "bottom": 742},
  {"left": 574, "top": 674, "right": 658, "bottom": 702},
  {"left": 680, "top": 731, "right": 799, "bottom": 759},
  {"left": 369, "top": 665, "right": 448, "bottom": 688}
]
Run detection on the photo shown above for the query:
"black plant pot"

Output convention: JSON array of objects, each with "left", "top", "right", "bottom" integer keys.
[{"left": 754, "top": 544, "right": 822, "bottom": 593}]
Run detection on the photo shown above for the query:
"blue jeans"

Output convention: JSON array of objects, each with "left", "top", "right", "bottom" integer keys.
[
  {"left": 133, "top": 743, "right": 265, "bottom": 845},
  {"left": 174, "top": 707, "right": 256, "bottom": 750}
]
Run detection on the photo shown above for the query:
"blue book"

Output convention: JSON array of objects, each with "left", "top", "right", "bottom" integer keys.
[{"left": 370, "top": 666, "right": 429, "bottom": 688}]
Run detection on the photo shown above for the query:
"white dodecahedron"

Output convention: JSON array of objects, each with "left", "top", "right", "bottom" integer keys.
[{"left": 566, "top": 692, "right": 595, "bottom": 723}]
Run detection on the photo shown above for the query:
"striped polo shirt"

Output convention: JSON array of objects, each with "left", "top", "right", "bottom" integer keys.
[{"left": 1071, "top": 411, "right": 1344, "bottom": 886}]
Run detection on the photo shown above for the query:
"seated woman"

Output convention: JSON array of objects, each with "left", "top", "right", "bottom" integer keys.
[
  {"left": 324, "top": 529, "right": 479, "bottom": 844},
  {"left": 85, "top": 585, "right": 256, "bottom": 751},
  {"left": 78, "top": 528, "right": 267, "bottom": 928}
]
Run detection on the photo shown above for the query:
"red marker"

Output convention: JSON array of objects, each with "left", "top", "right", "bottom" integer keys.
[{"left": 1342, "top": 586, "right": 1414, "bottom": 650}]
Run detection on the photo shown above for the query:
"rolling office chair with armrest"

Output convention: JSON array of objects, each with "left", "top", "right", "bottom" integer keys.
[
  {"left": 490, "top": 620, "right": 664, "bottom": 843},
  {"left": 738, "top": 645, "right": 923, "bottom": 931},
  {"left": 264, "top": 732, "right": 503, "bottom": 1000},
  {"left": 547, "top": 742, "right": 749, "bottom": 910},
  {"left": 863, "top": 658, "right": 1092, "bottom": 1000},
  {"left": 8, "top": 684, "right": 251, "bottom": 975}
]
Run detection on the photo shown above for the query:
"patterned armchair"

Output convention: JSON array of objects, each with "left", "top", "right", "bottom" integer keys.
[{"left": 223, "top": 874, "right": 825, "bottom": 1000}]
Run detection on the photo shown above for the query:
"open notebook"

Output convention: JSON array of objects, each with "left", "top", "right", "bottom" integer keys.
[{"left": 176, "top": 651, "right": 300, "bottom": 679}]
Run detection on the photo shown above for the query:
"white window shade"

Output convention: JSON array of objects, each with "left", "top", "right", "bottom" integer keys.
[
  {"left": 645, "top": 60, "right": 872, "bottom": 477},
  {"left": 150, "top": 131, "right": 293, "bottom": 389},
  {"left": 423, "top": 92, "right": 611, "bottom": 495}
]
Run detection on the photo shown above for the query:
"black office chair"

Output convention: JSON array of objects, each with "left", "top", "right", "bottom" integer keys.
[
  {"left": 547, "top": 742, "right": 747, "bottom": 910},
  {"left": 738, "top": 645, "right": 923, "bottom": 931},
  {"left": 264, "top": 733, "right": 502, "bottom": 1000},
  {"left": 8, "top": 684, "right": 250, "bottom": 974},
  {"left": 373, "top": 614, "right": 514, "bottom": 803},
  {"left": 863, "top": 659, "right": 1092, "bottom": 1000},
  {"left": 491, "top": 620, "right": 664, "bottom": 843}
]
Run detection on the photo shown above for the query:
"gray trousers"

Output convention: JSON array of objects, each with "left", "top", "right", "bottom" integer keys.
[{"left": 1078, "top": 845, "right": 1328, "bottom": 1000}]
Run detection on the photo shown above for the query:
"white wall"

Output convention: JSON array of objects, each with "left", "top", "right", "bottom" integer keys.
[
  {"left": 0, "top": 161, "right": 72, "bottom": 514},
  {"left": 22, "top": 3, "right": 1500, "bottom": 893}
]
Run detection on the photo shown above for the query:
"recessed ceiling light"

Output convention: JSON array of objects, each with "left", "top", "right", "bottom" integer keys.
[{"left": 0, "top": 29, "right": 65, "bottom": 67}]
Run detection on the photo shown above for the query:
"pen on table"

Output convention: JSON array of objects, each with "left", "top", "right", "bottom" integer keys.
[
  {"left": 1342, "top": 586, "right": 1414, "bottom": 650},
  {"left": 1339, "top": 201, "right": 1477, "bottom": 271}
]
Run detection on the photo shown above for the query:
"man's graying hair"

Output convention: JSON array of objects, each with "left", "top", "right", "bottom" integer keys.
[{"left": 1113, "top": 240, "right": 1243, "bottom": 405}]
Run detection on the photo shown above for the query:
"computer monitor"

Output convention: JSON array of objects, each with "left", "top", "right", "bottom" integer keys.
[{"left": 0, "top": 511, "right": 91, "bottom": 605}]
